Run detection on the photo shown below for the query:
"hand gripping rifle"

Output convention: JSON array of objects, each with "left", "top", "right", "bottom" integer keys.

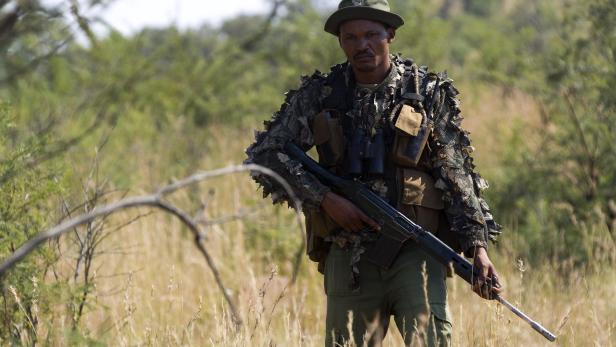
[{"left": 284, "top": 142, "right": 557, "bottom": 342}]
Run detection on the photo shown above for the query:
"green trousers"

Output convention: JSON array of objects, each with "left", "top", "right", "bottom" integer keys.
[{"left": 324, "top": 242, "right": 452, "bottom": 347}]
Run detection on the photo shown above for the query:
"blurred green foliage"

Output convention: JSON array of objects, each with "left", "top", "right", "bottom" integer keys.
[
  {"left": 491, "top": 0, "right": 616, "bottom": 266},
  {"left": 0, "top": 101, "right": 66, "bottom": 344}
]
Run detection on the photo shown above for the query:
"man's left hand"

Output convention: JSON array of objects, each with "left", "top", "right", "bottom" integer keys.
[{"left": 470, "top": 246, "right": 503, "bottom": 299}]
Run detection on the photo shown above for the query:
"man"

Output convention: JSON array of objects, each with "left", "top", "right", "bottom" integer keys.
[{"left": 245, "top": 1, "right": 502, "bottom": 345}]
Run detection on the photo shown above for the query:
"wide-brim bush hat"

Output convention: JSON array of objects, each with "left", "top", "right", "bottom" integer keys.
[{"left": 324, "top": 0, "right": 405, "bottom": 36}]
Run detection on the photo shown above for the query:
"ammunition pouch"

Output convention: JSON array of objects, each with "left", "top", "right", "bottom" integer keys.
[
  {"left": 305, "top": 208, "right": 338, "bottom": 273},
  {"left": 392, "top": 104, "right": 430, "bottom": 168},
  {"left": 312, "top": 110, "right": 346, "bottom": 170}
]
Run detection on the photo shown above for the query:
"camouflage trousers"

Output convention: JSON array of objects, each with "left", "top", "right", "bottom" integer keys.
[{"left": 324, "top": 241, "right": 452, "bottom": 347}]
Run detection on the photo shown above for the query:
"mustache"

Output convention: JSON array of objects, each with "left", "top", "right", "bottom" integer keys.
[{"left": 354, "top": 51, "right": 374, "bottom": 60}]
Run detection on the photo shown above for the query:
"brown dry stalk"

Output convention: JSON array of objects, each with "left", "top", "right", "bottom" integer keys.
[{"left": 0, "top": 164, "right": 305, "bottom": 330}]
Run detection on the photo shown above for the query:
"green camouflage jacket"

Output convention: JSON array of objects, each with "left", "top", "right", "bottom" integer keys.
[{"left": 245, "top": 56, "right": 500, "bottom": 254}]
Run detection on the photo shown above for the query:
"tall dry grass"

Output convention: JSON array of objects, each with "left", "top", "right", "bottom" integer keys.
[{"left": 38, "top": 86, "right": 616, "bottom": 346}]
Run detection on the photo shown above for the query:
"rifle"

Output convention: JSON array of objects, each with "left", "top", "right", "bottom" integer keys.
[{"left": 284, "top": 142, "right": 557, "bottom": 342}]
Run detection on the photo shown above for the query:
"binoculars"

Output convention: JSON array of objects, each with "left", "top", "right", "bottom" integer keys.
[{"left": 346, "top": 127, "right": 385, "bottom": 176}]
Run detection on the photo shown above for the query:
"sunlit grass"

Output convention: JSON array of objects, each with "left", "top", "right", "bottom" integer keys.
[{"left": 27, "top": 86, "right": 616, "bottom": 346}]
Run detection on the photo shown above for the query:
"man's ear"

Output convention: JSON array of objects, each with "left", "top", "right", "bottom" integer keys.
[{"left": 387, "top": 28, "right": 396, "bottom": 43}]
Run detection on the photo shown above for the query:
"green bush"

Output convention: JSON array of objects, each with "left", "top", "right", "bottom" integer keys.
[
  {"left": 492, "top": 0, "right": 616, "bottom": 266},
  {"left": 0, "top": 101, "right": 66, "bottom": 344}
]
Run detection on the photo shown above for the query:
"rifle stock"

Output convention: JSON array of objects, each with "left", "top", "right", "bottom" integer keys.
[{"left": 284, "top": 142, "right": 556, "bottom": 342}]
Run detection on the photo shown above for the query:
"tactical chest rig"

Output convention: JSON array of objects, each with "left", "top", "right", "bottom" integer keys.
[{"left": 306, "top": 59, "right": 458, "bottom": 271}]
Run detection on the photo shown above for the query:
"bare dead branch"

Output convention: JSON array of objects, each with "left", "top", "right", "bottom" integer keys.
[
  {"left": 0, "top": 164, "right": 304, "bottom": 329},
  {"left": 70, "top": 0, "right": 97, "bottom": 47},
  {"left": 196, "top": 206, "right": 266, "bottom": 227},
  {"left": 240, "top": 0, "right": 286, "bottom": 51},
  {"left": 0, "top": 38, "right": 71, "bottom": 85}
]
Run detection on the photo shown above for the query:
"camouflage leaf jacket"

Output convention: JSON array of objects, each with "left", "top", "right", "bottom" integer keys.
[{"left": 245, "top": 55, "right": 501, "bottom": 256}]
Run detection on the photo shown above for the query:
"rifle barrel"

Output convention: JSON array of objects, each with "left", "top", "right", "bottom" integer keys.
[
  {"left": 496, "top": 295, "right": 557, "bottom": 342},
  {"left": 284, "top": 142, "right": 558, "bottom": 342}
]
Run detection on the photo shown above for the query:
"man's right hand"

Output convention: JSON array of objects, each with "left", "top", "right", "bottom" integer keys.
[{"left": 320, "top": 192, "right": 381, "bottom": 232}]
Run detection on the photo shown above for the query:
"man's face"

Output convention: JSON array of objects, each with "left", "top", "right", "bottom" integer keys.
[{"left": 339, "top": 19, "right": 394, "bottom": 73}]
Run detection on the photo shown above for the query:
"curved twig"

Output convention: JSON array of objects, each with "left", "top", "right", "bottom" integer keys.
[{"left": 0, "top": 164, "right": 305, "bottom": 329}]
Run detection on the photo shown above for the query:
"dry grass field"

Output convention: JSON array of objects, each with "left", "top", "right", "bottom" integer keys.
[
  {"left": 72, "top": 214, "right": 615, "bottom": 347},
  {"left": 21, "top": 86, "right": 615, "bottom": 346}
]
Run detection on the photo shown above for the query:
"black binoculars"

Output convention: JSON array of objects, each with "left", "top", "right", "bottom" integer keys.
[{"left": 346, "top": 127, "right": 385, "bottom": 176}]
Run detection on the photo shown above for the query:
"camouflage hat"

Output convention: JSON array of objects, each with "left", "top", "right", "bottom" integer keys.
[{"left": 324, "top": 0, "right": 404, "bottom": 36}]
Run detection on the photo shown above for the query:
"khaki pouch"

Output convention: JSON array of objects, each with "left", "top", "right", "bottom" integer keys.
[
  {"left": 400, "top": 168, "right": 444, "bottom": 211},
  {"left": 398, "top": 168, "right": 444, "bottom": 235},
  {"left": 393, "top": 105, "right": 430, "bottom": 167},
  {"left": 398, "top": 168, "right": 460, "bottom": 264},
  {"left": 304, "top": 208, "right": 338, "bottom": 272},
  {"left": 312, "top": 110, "right": 345, "bottom": 168}
]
